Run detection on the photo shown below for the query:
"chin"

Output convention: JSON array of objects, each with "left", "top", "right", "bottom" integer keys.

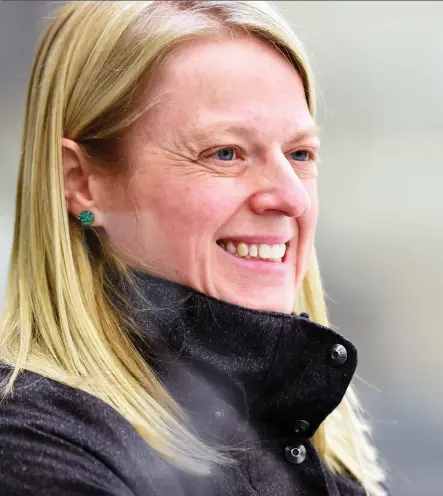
[{"left": 228, "top": 292, "right": 294, "bottom": 314}]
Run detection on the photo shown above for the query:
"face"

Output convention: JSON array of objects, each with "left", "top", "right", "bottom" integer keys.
[{"left": 96, "top": 36, "right": 320, "bottom": 313}]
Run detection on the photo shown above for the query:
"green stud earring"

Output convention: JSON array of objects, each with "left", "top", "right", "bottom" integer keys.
[{"left": 78, "top": 210, "right": 94, "bottom": 227}]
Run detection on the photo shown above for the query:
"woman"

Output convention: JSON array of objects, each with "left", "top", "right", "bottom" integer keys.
[{"left": 0, "top": 1, "right": 388, "bottom": 495}]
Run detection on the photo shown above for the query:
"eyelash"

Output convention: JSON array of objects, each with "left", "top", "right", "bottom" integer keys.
[{"left": 208, "top": 146, "right": 318, "bottom": 165}]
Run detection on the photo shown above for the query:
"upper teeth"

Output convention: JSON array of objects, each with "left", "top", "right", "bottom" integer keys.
[{"left": 218, "top": 240, "right": 287, "bottom": 262}]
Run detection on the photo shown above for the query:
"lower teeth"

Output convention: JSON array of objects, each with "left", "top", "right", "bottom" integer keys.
[{"left": 231, "top": 252, "right": 282, "bottom": 263}]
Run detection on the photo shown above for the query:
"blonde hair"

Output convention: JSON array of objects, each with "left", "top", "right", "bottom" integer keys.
[{"left": 0, "top": 0, "right": 386, "bottom": 493}]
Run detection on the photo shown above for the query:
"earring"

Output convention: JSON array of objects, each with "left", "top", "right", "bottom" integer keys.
[{"left": 78, "top": 210, "right": 94, "bottom": 227}]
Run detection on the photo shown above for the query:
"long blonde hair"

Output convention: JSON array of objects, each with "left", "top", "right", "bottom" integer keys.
[{"left": 0, "top": 1, "right": 386, "bottom": 493}]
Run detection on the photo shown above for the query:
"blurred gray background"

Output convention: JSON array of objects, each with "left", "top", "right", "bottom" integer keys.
[{"left": 0, "top": 1, "right": 442, "bottom": 494}]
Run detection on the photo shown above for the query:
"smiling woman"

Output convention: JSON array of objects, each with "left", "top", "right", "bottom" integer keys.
[
  {"left": 0, "top": 1, "right": 387, "bottom": 495},
  {"left": 89, "top": 34, "right": 320, "bottom": 313}
]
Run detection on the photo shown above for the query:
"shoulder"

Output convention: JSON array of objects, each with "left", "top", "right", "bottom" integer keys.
[
  {"left": 0, "top": 368, "right": 181, "bottom": 496},
  {"left": 0, "top": 367, "right": 136, "bottom": 452}
]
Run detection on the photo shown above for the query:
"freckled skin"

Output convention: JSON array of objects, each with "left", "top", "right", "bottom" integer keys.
[{"left": 98, "top": 36, "right": 320, "bottom": 313}]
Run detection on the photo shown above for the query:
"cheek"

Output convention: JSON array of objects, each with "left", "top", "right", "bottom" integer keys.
[
  {"left": 295, "top": 179, "right": 319, "bottom": 247},
  {"left": 304, "top": 178, "right": 319, "bottom": 225},
  {"left": 139, "top": 175, "right": 241, "bottom": 239}
]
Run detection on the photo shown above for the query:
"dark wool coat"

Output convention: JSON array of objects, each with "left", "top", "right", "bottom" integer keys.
[{"left": 0, "top": 270, "right": 383, "bottom": 495}]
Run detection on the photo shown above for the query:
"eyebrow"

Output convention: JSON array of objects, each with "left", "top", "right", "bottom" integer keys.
[
  {"left": 287, "top": 124, "right": 322, "bottom": 141},
  {"left": 178, "top": 121, "right": 322, "bottom": 148}
]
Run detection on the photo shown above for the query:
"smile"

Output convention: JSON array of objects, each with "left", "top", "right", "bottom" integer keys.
[{"left": 217, "top": 239, "right": 288, "bottom": 263}]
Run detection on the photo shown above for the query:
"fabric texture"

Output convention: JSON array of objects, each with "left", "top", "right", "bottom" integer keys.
[{"left": 0, "top": 269, "right": 378, "bottom": 495}]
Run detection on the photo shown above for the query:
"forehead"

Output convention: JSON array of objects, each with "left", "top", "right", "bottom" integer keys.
[{"left": 136, "top": 35, "right": 314, "bottom": 141}]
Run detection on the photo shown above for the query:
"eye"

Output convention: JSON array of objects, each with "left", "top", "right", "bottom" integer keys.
[
  {"left": 213, "top": 147, "right": 237, "bottom": 161},
  {"left": 289, "top": 150, "right": 313, "bottom": 162}
]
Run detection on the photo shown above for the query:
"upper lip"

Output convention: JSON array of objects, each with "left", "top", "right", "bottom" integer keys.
[{"left": 217, "top": 235, "right": 292, "bottom": 245}]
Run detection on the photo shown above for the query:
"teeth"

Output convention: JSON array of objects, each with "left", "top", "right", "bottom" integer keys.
[
  {"left": 237, "top": 242, "right": 248, "bottom": 257},
  {"left": 271, "top": 244, "right": 282, "bottom": 259},
  {"left": 249, "top": 244, "right": 258, "bottom": 257},
  {"left": 258, "top": 244, "right": 272, "bottom": 259},
  {"left": 226, "top": 240, "right": 236, "bottom": 254},
  {"left": 218, "top": 240, "right": 287, "bottom": 262}
]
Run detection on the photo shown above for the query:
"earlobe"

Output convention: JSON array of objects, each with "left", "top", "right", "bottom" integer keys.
[
  {"left": 78, "top": 210, "right": 95, "bottom": 227},
  {"left": 62, "top": 137, "right": 103, "bottom": 227}
]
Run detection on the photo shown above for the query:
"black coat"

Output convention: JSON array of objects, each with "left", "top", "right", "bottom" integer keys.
[{"left": 0, "top": 270, "right": 376, "bottom": 495}]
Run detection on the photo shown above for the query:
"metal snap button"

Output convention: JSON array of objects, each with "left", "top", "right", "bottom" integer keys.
[
  {"left": 330, "top": 344, "right": 347, "bottom": 366},
  {"left": 284, "top": 444, "right": 307, "bottom": 464},
  {"left": 294, "top": 420, "right": 310, "bottom": 434}
]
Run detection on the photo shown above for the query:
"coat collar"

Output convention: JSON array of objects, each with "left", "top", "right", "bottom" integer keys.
[{"left": 116, "top": 268, "right": 358, "bottom": 439}]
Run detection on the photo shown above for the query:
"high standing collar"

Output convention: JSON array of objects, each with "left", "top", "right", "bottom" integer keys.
[{"left": 116, "top": 268, "right": 358, "bottom": 439}]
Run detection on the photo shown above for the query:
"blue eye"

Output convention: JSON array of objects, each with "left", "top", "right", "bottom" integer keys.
[
  {"left": 215, "top": 148, "right": 236, "bottom": 161},
  {"left": 290, "top": 150, "right": 311, "bottom": 162}
]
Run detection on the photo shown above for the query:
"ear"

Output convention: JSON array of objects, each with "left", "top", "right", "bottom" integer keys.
[{"left": 62, "top": 137, "right": 104, "bottom": 226}]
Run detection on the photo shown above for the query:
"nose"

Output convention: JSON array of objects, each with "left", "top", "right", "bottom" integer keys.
[{"left": 248, "top": 156, "right": 312, "bottom": 218}]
